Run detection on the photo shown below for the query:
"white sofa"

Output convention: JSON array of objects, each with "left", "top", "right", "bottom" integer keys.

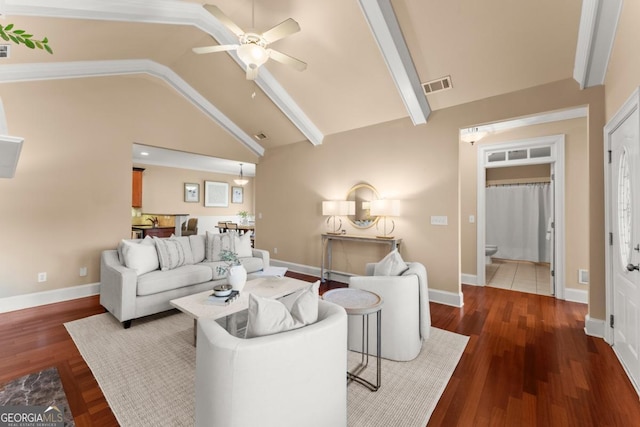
[
  {"left": 195, "top": 299, "right": 348, "bottom": 427},
  {"left": 100, "top": 233, "right": 269, "bottom": 328}
]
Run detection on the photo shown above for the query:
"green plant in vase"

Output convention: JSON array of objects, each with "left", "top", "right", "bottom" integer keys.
[{"left": 216, "top": 250, "right": 241, "bottom": 276}]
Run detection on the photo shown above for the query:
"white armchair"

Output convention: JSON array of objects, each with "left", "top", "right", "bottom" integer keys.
[
  {"left": 348, "top": 262, "right": 430, "bottom": 361},
  {"left": 195, "top": 300, "right": 348, "bottom": 427}
]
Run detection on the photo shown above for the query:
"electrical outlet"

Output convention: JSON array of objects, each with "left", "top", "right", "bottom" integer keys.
[
  {"left": 37, "top": 272, "right": 47, "bottom": 282},
  {"left": 79, "top": 267, "right": 88, "bottom": 277},
  {"left": 273, "top": 247, "right": 278, "bottom": 254},
  {"left": 258, "top": 212, "right": 263, "bottom": 220},
  {"left": 469, "top": 215, "right": 475, "bottom": 224}
]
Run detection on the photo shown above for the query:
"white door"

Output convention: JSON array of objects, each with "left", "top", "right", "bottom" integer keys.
[{"left": 610, "top": 107, "right": 640, "bottom": 390}]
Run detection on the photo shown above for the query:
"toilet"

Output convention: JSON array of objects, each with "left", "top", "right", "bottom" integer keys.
[{"left": 485, "top": 245, "right": 498, "bottom": 264}]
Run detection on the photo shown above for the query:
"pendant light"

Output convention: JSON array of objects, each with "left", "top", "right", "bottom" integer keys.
[{"left": 234, "top": 163, "right": 249, "bottom": 186}]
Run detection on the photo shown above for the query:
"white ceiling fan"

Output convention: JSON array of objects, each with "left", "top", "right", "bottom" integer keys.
[{"left": 193, "top": 3, "right": 307, "bottom": 80}]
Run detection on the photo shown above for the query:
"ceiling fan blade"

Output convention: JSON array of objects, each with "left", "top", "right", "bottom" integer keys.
[
  {"left": 246, "top": 66, "right": 259, "bottom": 81},
  {"left": 267, "top": 49, "right": 307, "bottom": 72},
  {"left": 261, "top": 18, "right": 301, "bottom": 44},
  {"left": 192, "top": 44, "right": 239, "bottom": 54},
  {"left": 204, "top": 4, "right": 245, "bottom": 38}
]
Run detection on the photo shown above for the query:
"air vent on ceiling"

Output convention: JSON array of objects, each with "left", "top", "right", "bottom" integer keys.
[
  {"left": 422, "top": 75, "right": 452, "bottom": 95},
  {"left": 0, "top": 45, "right": 9, "bottom": 59},
  {"left": 253, "top": 132, "right": 268, "bottom": 141}
]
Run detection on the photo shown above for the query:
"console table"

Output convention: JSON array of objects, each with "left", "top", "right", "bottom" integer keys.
[{"left": 320, "top": 234, "right": 402, "bottom": 282}]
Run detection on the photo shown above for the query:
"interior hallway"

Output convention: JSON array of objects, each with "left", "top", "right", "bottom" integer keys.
[{"left": 486, "top": 258, "right": 552, "bottom": 296}]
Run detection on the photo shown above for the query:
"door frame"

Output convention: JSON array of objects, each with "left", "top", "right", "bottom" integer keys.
[
  {"left": 604, "top": 87, "right": 640, "bottom": 345},
  {"left": 476, "top": 135, "right": 566, "bottom": 300}
]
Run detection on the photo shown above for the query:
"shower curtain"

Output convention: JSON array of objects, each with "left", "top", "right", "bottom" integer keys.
[{"left": 486, "top": 183, "right": 551, "bottom": 263}]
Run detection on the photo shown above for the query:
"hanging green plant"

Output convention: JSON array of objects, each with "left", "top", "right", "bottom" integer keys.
[{"left": 0, "top": 23, "right": 53, "bottom": 54}]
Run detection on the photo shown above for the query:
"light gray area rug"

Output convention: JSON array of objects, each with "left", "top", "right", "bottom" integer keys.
[{"left": 65, "top": 312, "right": 468, "bottom": 427}]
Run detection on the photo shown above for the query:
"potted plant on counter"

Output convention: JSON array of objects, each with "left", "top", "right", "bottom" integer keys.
[{"left": 238, "top": 211, "right": 251, "bottom": 225}]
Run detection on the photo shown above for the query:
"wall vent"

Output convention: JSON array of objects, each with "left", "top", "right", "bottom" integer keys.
[
  {"left": 0, "top": 45, "right": 9, "bottom": 58},
  {"left": 578, "top": 269, "right": 589, "bottom": 285},
  {"left": 422, "top": 75, "right": 452, "bottom": 95},
  {"left": 253, "top": 132, "right": 268, "bottom": 141}
]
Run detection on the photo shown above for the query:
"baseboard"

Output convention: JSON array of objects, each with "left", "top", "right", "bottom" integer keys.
[
  {"left": 0, "top": 282, "right": 100, "bottom": 314},
  {"left": 584, "top": 314, "right": 605, "bottom": 338},
  {"left": 428, "top": 288, "right": 464, "bottom": 307},
  {"left": 564, "top": 288, "right": 588, "bottom": 304},
  {"left": 273, "top": 259, "right": 463, "bottom": 306},
  {"left": 461, "top": 273, "right": 479, "bottom": 286},
  {"left": 271, "top": 259, "right": 351, "bottom": 284}
]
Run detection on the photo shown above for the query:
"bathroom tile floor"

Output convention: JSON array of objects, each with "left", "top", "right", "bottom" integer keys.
[{"left": 486, "top": 259, "right": 552, "bottom": 296}]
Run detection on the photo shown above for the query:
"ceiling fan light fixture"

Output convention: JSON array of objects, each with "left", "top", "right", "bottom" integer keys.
[{"left": 237, "top": 39, "right": 269, "bottom": 70}]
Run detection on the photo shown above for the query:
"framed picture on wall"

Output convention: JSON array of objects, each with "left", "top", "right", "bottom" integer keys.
[
  {"left": 232, "top": 186, "right": 243, "bottom": 204},
  {"left": 204, "top": 181, "right": 229, "bottom": 207},
  {"left": 184, "top": 183, "right": 200, "bottom": 203}
]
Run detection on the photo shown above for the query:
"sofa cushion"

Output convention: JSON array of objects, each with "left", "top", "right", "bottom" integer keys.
[
  {"left": 205, "top": 231, "right": 233, "bottom": 262},
  {"left": 234, "top": 231, "right": 253, "bottom": 258},
  {"left": 373, "top": 249, "right": 408, "bottom": 276},
  {"left": 136, "top": 265, "right": 213, "bottom": 296},
  {"left": 281, "top": 281, "right": 320, "bottom": 326},
  {"left": 239, "top": 257, "right": 264, "bottom": 274},
  {"left": 153, "top": 237, "right": 188, "bottom": 271},
  {"left": 120, "top": 237, "right": 158, "bottom": 275},
  {"left": 200, "top": 261, "right": 230, "bottom": 280},
  {"left": 189, "top": 234, "right": 206, "bottom": 263}
]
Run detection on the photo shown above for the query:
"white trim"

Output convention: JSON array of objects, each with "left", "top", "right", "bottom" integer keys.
[
  {"left": 0, "top": 59, "right": 265, "bottom": 157},
  {"left": 573, "top": 0, "right": 623, "bottom": 89},
  {"left": 0, "top": 282, "right": 100, "bottom": 313},
  {"left": 460, "top": 273, "right": 479, "bottom": 286},
  {"left": 357, "top": 0, "right": 431, "bottom": 125},
  {"left": 584, "top": 314, "right": 606, "bottom": 338},
  {"left": 476, "top": 135, "right": 566, "bottom": 302},
  {"left": 564, "top": 288, "right": 589, "bottom": 304},
  {"left": 272, "top": 258, "right": 463, "bottom": 306},
  {"left": 4, "top": 0, "right": 324, "bottom": 146},
  {"left": 603, "top": 87, "right": 640, "bottom": 345},
  {"left": 428, "top": 288, "right": 464, "bottom": 308},
  {"left": 468, "top": 107, "right": 587, "bottom": 136}
]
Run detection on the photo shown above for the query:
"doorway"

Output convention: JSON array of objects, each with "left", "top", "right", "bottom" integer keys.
[
  {"left": 476, "top": 135, "right": 565, "bottom": 299},
  {"left": 604, "top": 88, "right": 640, "bottom": 394}
]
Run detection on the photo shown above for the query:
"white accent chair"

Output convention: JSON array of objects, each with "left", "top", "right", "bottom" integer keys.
[
  {"left": 348, "top": 262, "right": 430, "bottom": 361},
  {"left": 194, "top": 300, "right": 348, "bottom": 427}
]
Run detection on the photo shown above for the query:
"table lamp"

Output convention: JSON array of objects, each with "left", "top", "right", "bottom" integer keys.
[
  {"left": 370, "top": 199, "right": 400, "bottom": 239},
  {"left": 323, "top": 200, "right": 355, "bottom": 234}
]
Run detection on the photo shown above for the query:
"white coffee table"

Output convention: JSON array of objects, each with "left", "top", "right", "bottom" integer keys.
[{"left": 170, "top": 276, "right": 311, "bottom": 343}]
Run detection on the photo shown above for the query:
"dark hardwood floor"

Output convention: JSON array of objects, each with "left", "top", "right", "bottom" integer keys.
[{"left": 1, "top": 277, "right": 639, "bottom": 426}]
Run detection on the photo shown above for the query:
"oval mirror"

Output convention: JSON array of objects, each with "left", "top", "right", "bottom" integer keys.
[{"left": 346, "top": 183, "right": 379, "bottom": 229}]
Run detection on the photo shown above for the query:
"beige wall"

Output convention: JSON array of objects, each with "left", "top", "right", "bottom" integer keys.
[
  {"left": 0, "top": 76, "right": 258, "bottom": 299},
  {"left": 133, "top": 164, "right": 254, "bottom": 222},
  {"left": 604, "top": 0, "right": 640, "bottom": 121},
  {"left": 460, "top": 118, "right": 589, "bottom": 293},
  {"left": 257, "top": 79, "right": 604, "bottom": 310}
]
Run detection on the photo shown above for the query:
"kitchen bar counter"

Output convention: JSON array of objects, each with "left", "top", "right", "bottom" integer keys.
[{"left": 132, "top": 226, "right": 175, "bottom": 238}]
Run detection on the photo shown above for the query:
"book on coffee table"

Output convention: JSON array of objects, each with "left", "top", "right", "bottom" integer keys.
[{"left": 208, "top": 290, "right": 240, "bottom": 306}]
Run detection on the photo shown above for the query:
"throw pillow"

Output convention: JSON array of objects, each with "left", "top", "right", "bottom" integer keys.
[
  {"left": 205, "top": 231, "right": 233, "bottom": 262},
  {"left": 153, "top": 237, "right": 187, "bottom": 271},
  {"left": 373, "top": 249, "right": 408, "bottom": 276},
  {"left": 169, "top": 235, "right": 195, "bottom": 265},
  {"left": 234, "top": 231, "right": 253, "bottom": 258},
  {"left": 280, "top": 280, "right": 320, "bottom": 326},
  {"left": 120, "top": 237, "right": 158, "bottom": 275},
  {"left": 245, "top": 294, "right": 299, "bottom": 338},
  {"left": 189, "top": 234, "right": 206, "bottom": 263}
]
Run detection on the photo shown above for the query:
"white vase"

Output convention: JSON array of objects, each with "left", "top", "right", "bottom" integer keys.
[{"left": 227, "top": 265, "right": 247, "bottom": 292}]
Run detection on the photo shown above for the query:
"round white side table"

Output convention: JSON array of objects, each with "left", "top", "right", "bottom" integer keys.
[{"left": 323, "top": 288, "right": 383, "bottom": 391}]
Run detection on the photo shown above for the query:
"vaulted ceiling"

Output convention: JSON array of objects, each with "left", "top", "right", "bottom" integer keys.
[{"left": 0, "top": 0, "right": 618, "bottom": 157}]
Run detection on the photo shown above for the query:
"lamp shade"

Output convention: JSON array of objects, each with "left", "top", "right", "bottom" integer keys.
[
  {"left": 460, "top": 127, "right": 488, "bottom": 144},
  {"left": 370, "top": 199, "right": 400, "bottom": 217},
  {"left": 322, "top": 200, "right": 355, "bottom": 216}
]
